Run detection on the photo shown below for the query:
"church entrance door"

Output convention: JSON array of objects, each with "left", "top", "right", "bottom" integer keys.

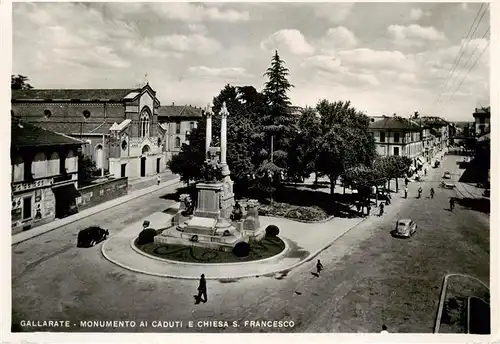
[{"left": 140, "top": 157, "right": 146, "bottom": 177}]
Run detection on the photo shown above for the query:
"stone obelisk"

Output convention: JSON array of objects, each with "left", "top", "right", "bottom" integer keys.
[
  {"left": 205, "top": 107, "right": 212, "bottom": 156},
  {"left": 216, "top": 102, "right": 235, "bottom": 231}
]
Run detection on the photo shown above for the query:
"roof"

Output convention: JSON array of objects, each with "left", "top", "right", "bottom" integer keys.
[
  {"left": 477, "top": 132, "right": 490, "bottom": 142},
  {"left": 157, "top": 105, "right": 203, "bottom": 118},
  {"left": 419, "top": 116, "right": 449, "bottom": 128},
  {"left": 11, "top": 118, "right": 85, "bottom": 148},
  {"left": 12, "top": 89, "right": 137, "bottom": 101},
  {"left": 369, "top": 117, "right": 421, "bottom": 131},
  {"left": 473, "top": 106, "right": 490, "bottom": 115},
  {"left": 109, "top": 119, "right": 132, "bottom": 132}
]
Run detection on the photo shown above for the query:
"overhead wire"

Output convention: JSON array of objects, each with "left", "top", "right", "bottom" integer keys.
[{"left": 431, "top": 4, "right": 488, "bottom": 110}]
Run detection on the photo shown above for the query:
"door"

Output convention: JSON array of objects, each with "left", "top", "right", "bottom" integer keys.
[
  {"left": 121, "top": 164, "right": 126, "bottom": 177},
  {"left": 23, "top": 196, "right": 32, "bottom": 220},
  {"left": 393, "top": 146, "right": 400, "bottom": 156},
  {"left": 156, "top": 158, "right": 161, "bottom": 173},
  {"left": 140, "top": 157, "right": 146, "bottom": 177}
]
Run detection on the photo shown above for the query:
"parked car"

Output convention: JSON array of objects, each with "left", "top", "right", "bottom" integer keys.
[
  {"left": 443, "top": 171, "right": 451, "bottom": 179},
  {"left": 77, "top": 226, "right": 109, "bottom": 248},
  {"left": 391, "top": 219, "right": 417, "bottom": 238}
]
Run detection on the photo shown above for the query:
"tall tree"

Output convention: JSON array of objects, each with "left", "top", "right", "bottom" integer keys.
[
  {"left": 315, "top": 100, "right": 376, "bottom": 195},
  {"left": 261, "top": 51, "right": 296, "bottom": 171},
  {"left": 11, "top": 75, "right": 34, "bottom": 90}
]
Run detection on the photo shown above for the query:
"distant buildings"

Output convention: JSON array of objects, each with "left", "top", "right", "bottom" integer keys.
[
  {"left": 368, "top": 115, "right": 450, "bottom": 168},
  {"left": 473, "top": 107, "right": 490, "bottom": 137},
  {"left": 11, "top": 84, "right": 203, "bottom": 180},
  {"left": 11, "top": 117, "right": 84, "bottom": 233}
]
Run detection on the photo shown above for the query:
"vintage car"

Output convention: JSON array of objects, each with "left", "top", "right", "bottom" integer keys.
[
  {"left": 441, "top": 181, "right": 456, "bottom": 189},
  {"left": 77, "top": 226, "right": 109, "bottom": 248},
  {"left": 443, "top": 171, "right": 451, "bottom": 179},
  {"left": 391, "top": 219, "right": 417, "bottom": 238}
]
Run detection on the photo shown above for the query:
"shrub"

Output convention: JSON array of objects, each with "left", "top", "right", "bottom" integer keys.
[
  {"left": 233, "top": 242, "right": 251, "bottom": 257},
  {"left": 137, "top": 228, "right": 157, "bottom": 245},
  {"left": 265, "top": 225, "right": 280, "bottom": 237}
]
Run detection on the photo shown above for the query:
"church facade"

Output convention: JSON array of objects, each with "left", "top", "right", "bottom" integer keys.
[{"left": 11, "top": 84, "right": 201, "bottom": 180}]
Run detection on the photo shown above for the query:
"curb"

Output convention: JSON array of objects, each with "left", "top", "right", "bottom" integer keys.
[
  {"left": 101, "top": 216, "right": 367, "bottom": 280},
  {"left": 259, "top": 214, "right": 336, "bottom": 224},
  {"left": 12, "top": 177, "right": 182, "bottom": 246},
  {"left": 128, "top": 235, "right": 291, "bottom": 266}
]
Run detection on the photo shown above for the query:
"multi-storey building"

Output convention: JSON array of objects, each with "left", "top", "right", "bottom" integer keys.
[
  {"left": 473, "top": 107, "right": 490, "bottom": 137},
  {"left": 368, "top": 116, "right": 425, "bottom": 167},
  {"left": 11, "top": 84, "right": 192, "bottom": 179},
  {"left": 11, "top": 117, "right": 84, "bottom": 233},
  {"left": 157, "top": 104, "right": 203, "bottom": 160}
]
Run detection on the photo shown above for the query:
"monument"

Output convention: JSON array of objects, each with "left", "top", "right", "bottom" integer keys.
[{"left": 155, "top": 103, "right": 265, "bottom": 251}]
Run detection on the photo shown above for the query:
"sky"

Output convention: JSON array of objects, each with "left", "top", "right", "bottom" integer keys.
[{"left": 12, "top": 2, "right": 490, "bottom": 121}]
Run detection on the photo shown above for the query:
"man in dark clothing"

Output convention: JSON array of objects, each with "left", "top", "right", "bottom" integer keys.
[
  {"left": 417, "top": 186, "right": 422, "bottom": 199},
  {"left": 379, "top": 202, "right": 384, "bottom": 216},
  {"left": 430, "top": 188, "right": 435, "bottom": 199},
  {"left": 449, "top": 197, "right": 455, "bottom": 211},
  {"left": 195, "top": 274, "right": 207, "bottom": 304},
  {"left": 367, "top": 204, "right": 371, "bottom": 216},
  {"left": 316, "top": 259, "right": 323, "bottom": 275}
]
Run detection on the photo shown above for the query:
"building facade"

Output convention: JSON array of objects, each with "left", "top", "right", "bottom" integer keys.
[
  {"left": 11, "top": 118, "right": 84, "bottom": 234},
  {"left": 473, "top": 107, "right": 490, "bottom": 137},
  {"left": 369, "top": 117, "right": 424, "bottom": 165},
  {"left": 157, "top": 104, "right": 203, "bottom": 160},
  {"left": 11, "top": 84, "right": 172, "bottom": 179}
]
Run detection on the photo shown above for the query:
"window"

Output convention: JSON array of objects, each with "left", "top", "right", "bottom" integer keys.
[
  {"left": 157, "top": 138, "right": 162, "bottom": 147},
  {"left": 190, "top": 122, "right": 195, "bottom": 131},
  {"left": 393, "top": 147, "right": 400, "bottom": 156},
  {"left": 394, "top": 133, "right": 400, "bottom": 143},
  {"left": 176, "top": 122, "right": 181, "bottom": 134},
  {"left": 139, "top": 110, "right": 150, "bottom": 138},
  {"left": 479, "top": 117, "right": 485, "bottom": 124},
  {"left": 83, "top": 110, "right": 91, "bottom": 118},
  {"left": 175, "top": 137, "right": 181, "bottom": 148},
  {"left": 23, "top": 196, "right": 32, "bottom": 220},
  {"left": 44, "top": 109, "right": 52, "bottom": 118},
  {"left": 380, "top": 132, "right": 385, "bottom": 143},
  {"left": 121, "top": 140, "right": 128, "bottom": 151}
]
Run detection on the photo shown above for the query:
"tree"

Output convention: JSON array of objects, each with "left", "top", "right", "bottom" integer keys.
[
  {"left": 78, "top": 152, "right": 98, "bottom": 184},
  {"left": 262, "top": 51, "right": 296, "bottom": 171},
  {"left": 314, "top": 100, "right": 376, "bottom": 195},
  {"left": 11, "top": 75, "right": 34, "bottom": 90},
  {"left": 342, "top": 165, "right": 385, "bottom": 204},
  {"left": 374, "top": 155, "right": 412, "bottom": 192}
]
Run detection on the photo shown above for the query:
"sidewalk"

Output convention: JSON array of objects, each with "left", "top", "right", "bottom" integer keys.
[
  {"left": 12, "top": 176, "right": 181, "bottom": 246},
  {"left": 101, "top": 211, "right": 365, "bottom": 280},
  {"left": 127, "top": 170, "right": 177, "bottom": 192}
]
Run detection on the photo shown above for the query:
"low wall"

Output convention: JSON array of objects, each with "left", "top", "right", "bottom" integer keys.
[{"left": 77, "top": 177, "right": 128, "bottom": 211}]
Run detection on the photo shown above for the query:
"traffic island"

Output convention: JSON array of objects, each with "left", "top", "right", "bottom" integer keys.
[{"left": 135, "top": 236, "right": 286, "bottom": 264}]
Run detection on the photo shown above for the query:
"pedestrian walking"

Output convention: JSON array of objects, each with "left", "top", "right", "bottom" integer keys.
[
  {"left": 380, "top": 324, "right": 389, "bottom": 334},
  {"left": 430, "top": 188, "right": 435, "bottom": 199},
  {"left": 449, "top": 197, "right": 455, "bottom": 211},
  {"left": 195, "top": 274, "right": 207, "bottom": 304},
  {"left": 424, "top": 168, "right": 427, "bottom": 176},
  {"left": 417, "top": 186, "right": 422, "bottom": 199},
  {"left": 378, "top": 202, "right": 384, "bottom": 216},
  {"left": 367, "top": 204, "right": 371, "bottom": 216},
  {"left": 404, "top": 187, "right": 408, "bottom": 199},
  {"left": 356, "top": 202, "right": 361, "bottom": 214},
  {"left": 316, "top": 259, "right": 323, "bottom": 275},
  {"left": 405, "top": 177, "right": 409, "bottom": 187},
  {"left": 157, "top": 175, "right": 161, "bottom": 186}
]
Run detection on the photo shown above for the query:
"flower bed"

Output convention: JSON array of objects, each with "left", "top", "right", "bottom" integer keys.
[
  {"left": 258, "top": 202, "right": 329, "bottom": 222},
  {"left": 135, "top": 236, "right": 286, "bottom": 264}
]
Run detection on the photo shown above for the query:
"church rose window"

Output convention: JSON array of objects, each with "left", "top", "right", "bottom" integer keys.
[
  {"left": 83, "top": 110, "right": 91, "bottom": 118},
  {"left": 44, "top": 109, "right": 51, "bottom": 118}
]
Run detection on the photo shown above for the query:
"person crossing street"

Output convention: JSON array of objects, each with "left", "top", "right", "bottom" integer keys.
[
  {"left": 417, "top": 186, "right": 422, "bottom": 199},
  {"left": 449, "top": 197, "right": 455, "bottom": 211},
  {"left": 316, "top": 259, "right": 323, "bottom": 275},
  {"left": 430, "top": 188, "right": 435, "bottom": 199}
]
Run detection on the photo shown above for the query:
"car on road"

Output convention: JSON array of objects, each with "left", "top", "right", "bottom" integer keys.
[
  {"left": 443, "top": 171, "right": 451, "bottom": 179},
  {"left": 391, "top": 219, "right": 417, "bottom": 238},
  {"left": 77, "top": 226, "right": 109, "bottom": 248}
]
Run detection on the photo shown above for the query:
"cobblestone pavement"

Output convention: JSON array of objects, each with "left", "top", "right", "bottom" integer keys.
[{"left": 11, "top": 155, "right": 489, "bottom": 334}]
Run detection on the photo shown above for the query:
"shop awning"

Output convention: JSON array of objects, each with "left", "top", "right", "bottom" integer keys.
[{"left": 52, "top": 183, "right": 81, "bottom": 199}]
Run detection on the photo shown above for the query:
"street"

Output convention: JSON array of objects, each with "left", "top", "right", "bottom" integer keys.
[{"left": 11, "top": 155, "right": 489, "bottom": 333}]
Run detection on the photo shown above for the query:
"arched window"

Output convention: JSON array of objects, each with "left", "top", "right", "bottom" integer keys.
[
  {"left": 44, "top": 109, "right": 52, "bottom": 118},
  {"left": 139, "top": 109, "right": 150, "bottom": 138},
  {"left": 175, "top": 137, "right": 181, "bottom": 148},
  {"left": 95, "top": 144, "right": 103, "bottom": 169}
]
